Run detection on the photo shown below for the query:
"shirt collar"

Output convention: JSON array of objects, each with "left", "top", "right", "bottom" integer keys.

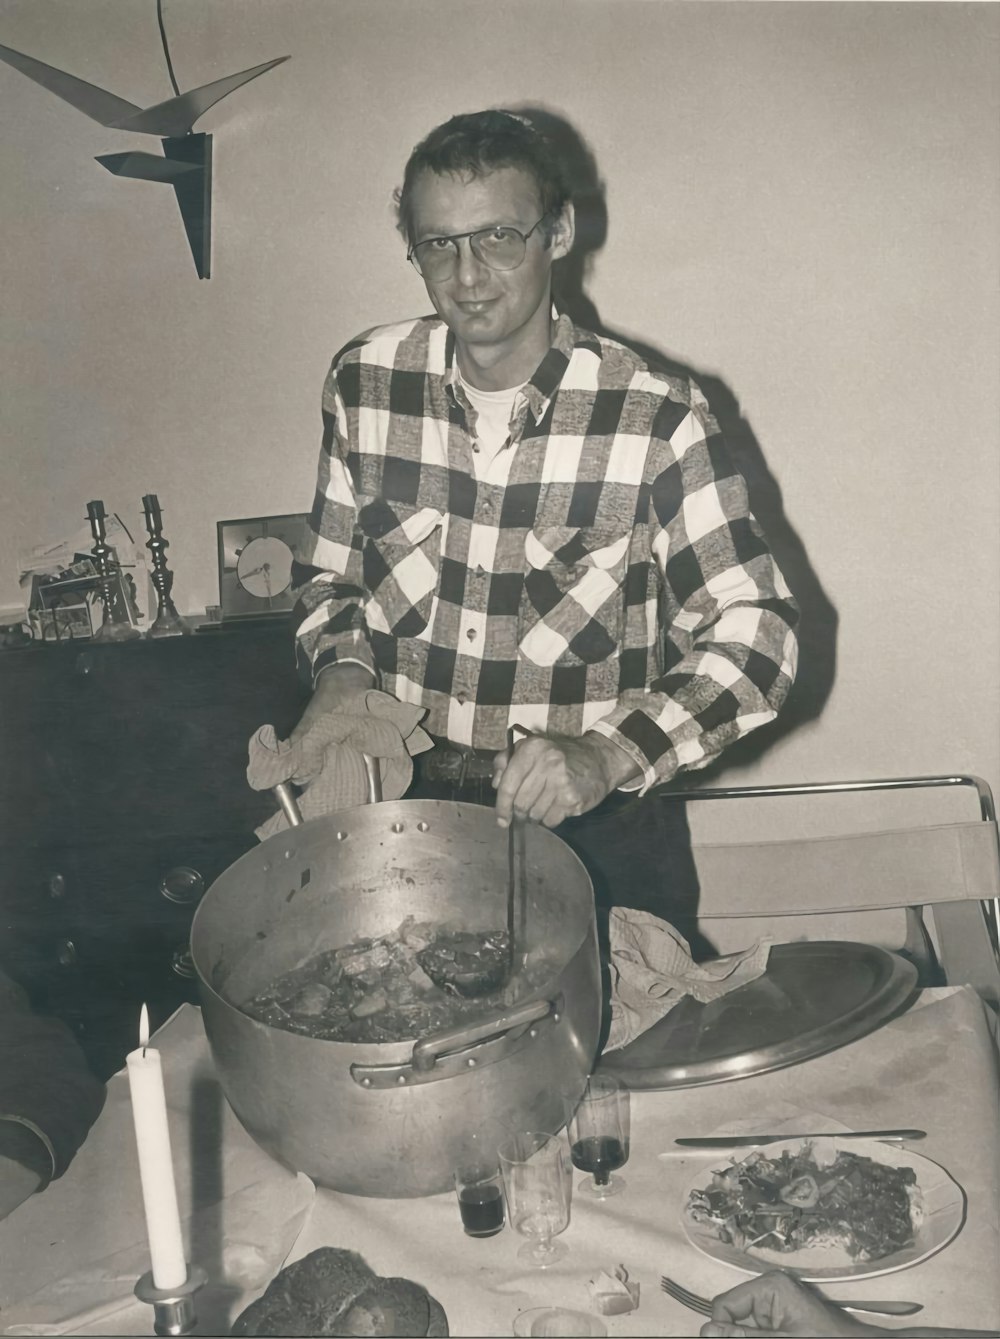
[{"left": 444, "top": 310, "right": 578, "bottom": 425}]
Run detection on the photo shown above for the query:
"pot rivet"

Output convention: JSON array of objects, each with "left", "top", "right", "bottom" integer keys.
[
  {"left": 529, "top": 1028, "right": 538, "bottom": 1038},
  {"left": 466, "top": 1057, "right": 477, "bottom": 1067},
  {"left": 416, "top": 821, "right": 429, "bottom": 832},
  {"left": 391, "top": 822, "right": 405, "bottom": 834},
  {"left": 553, "top": 1012, "right": 561, "bottom": 1023},
  {"left": 361, "top": 1077, "right": 372, "bottom": 1087},
  {"left": 336, "top": 831, "right": 348, "bottom": 841},
  {"left": 396, "top": 1074, "right": 408, "bottom": 1085}
]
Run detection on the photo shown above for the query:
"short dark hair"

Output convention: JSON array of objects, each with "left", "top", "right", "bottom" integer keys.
[{"left": 394, "top": 109, "right": 572, "bottom": 244}]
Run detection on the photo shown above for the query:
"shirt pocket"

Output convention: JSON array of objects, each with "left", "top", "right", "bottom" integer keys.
[
  {"left": 519, "top": 526, "right": 631, "bottom": 667},
  {"left": 357, "top": 498, "right": 444, "bottom": 638}
]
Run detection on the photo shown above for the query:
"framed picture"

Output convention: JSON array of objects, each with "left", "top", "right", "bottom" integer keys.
[
  {"left": 30, "top": 566, "right": 143, "bottom": 641},
  {"left": 216, "top": 513, "right": 310, "bottom": 620},
  {"left": 29, "top": 603, "right": 93, "bottom": 643}
]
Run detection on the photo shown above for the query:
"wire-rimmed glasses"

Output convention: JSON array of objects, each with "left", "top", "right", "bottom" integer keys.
[
  {"left": 498, "top": 1130, "right": 572, "bottom": 1267},
  {"left": 407, "top": 214, "right": 549, "bottom": 280},
  {"left": 565, "top": 1075, "right": 630, "bottom": 1199}
]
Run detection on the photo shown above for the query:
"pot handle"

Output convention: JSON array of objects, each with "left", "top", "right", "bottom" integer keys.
[
  {"left": 410, "top": 996, "right": 556, "bottom": 1073},
  {"left": 271, "top": 753, "right": 383, "bottom": 825},
  {"left": 350, "top": 996, "right": 563, "bottom": 1088}
]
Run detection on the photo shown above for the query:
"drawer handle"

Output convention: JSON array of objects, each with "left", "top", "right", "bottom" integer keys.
[
  {"left": 159, "top": 867, "right": 205, "bottom": 905},
  {"left": 171, "top": 945, "right": 196, "bottom": 979},
  {"left": 56, "top": 938, "right": 77, "bottom": 967}
]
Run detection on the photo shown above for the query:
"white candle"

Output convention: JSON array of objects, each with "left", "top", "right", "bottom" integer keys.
[{"left": 126, "top": 1004, "right": 187, "bottom": 1289}]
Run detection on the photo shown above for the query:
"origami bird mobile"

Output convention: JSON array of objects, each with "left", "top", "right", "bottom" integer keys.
[{"left": 0, "top": 30, "right": 288, "bottom": 277}]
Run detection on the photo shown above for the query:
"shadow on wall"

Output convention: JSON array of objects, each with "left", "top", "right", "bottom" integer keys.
[{"left": 515, "top": 104, "right": 839, "bottom": 779}]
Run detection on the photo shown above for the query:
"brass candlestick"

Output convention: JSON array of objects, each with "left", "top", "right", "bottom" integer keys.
[
  {"left": 86, "top": 499, "right": 141, "bottom": 642},
  {"left": 143, "top": 494, "right": 191, "bottom": 637},
  {"left": 134, "top": 1264, "right": 207, "bottom": 1337}
]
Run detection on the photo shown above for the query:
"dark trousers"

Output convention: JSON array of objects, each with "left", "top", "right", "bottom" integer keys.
[{"left": 407, "top": 751, "right": 713, "bottom": 963}]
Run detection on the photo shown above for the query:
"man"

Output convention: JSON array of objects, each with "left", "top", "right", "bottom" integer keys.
[
  {"left": 0, "top": 967, "right": 105, "bottom": 1219},
  {"left": 291, "top": 109, "right": 798, "bottom": 928}
]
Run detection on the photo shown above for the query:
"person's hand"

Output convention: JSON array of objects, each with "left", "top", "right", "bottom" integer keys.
[
  {"left": 700, "top": 1272, "right": 883, "bottom": 1337},
  {"left": 287, "top": 664, "right": 378, "bottom": 784},
  {"left": 289, "top": 664, "right": 376, "bottom": 747},
  {"left": 492, "top": 732, "right": 640, "bottom": 828}
]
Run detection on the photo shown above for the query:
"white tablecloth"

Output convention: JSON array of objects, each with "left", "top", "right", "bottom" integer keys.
[{"left": 0, "top": 986, "right": 997, "bottom": 1337}]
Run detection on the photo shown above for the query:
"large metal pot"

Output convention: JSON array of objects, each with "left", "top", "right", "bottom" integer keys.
[{"left": 190, "top": 798, "right": 601, "bottom": 1197}]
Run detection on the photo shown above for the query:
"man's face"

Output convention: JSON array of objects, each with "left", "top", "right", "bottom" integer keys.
[{"left": 408, "top": 165, "right": 574, "bottom": 384}]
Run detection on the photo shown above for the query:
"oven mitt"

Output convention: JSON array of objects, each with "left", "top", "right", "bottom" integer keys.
[
  {"left": 247, "top": 690, "right": 433, "bottom": 841},
  {"left": 605, "top": 907, "right": 771, "bottom": 1051}
]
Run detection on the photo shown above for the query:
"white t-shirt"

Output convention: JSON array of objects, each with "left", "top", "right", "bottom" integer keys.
[{"left": 459, "top": 374, "right": 523, "bottom": 478}]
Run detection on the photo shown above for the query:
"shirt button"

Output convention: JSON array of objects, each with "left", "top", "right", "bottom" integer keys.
[{"left": 466, "top": 628, "right": 477, "bottom": 642}]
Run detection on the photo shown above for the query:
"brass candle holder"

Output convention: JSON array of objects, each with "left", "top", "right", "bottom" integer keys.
[
  {"left": 142, "top": 494, "right": 191, "bottom": 637},
  {"left": 86, "top": 499, "right": 141, "bottom": 642},
  {"left": 134, "top": 1264, "right": 207, "bottom": 1337}
]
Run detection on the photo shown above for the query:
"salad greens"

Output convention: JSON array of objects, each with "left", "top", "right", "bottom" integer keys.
[{"left": 687, "top": 1142, "right": 919, "bottom": 1261}]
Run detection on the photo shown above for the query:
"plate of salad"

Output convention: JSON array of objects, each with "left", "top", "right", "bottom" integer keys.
[{"left": 683, "top": 1136, "right": 965, "bottom": 1281}]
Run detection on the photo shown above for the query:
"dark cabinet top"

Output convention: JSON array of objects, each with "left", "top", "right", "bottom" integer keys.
[{"left": 0, "top": 622, "right": 309, "bottom": 845}]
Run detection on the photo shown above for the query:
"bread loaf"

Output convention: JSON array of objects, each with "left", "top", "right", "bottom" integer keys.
[{"left": 231, "top": 1247, "right": 449, "bottom": 1337}]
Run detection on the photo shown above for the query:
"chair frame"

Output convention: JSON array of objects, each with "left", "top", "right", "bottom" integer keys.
[{"left": 658, "top": 773, "right": 1000, "bottom": 1007}]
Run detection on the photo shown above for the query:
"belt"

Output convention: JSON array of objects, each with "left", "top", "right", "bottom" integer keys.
[{"left": 421, "top": 744, "right": 497, "bottom": 783}]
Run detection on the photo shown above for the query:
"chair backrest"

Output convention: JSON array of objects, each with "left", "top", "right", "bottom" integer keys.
[{"left": 660, "top": 776, "right": 1000, "bottom": 1010}]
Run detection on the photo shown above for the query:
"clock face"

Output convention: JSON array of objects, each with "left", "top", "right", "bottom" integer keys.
[
  {"left": 236, "top": 536, "right": 294, "bottom": 598},
  {"left": 217, "top": 513, "right": 310, "bottom": 619}
]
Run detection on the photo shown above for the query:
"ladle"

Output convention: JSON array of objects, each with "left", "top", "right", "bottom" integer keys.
[{"left": 416, "top": 729, "right": 524, "bottom": 999}]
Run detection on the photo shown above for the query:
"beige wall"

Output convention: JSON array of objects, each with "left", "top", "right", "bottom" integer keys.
[{"left": 2, "top": 0, "right": 998, "bottom": 835}]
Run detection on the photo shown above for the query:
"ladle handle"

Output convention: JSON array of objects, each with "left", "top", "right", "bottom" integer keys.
[{"left": 271, "top": 752, "right": 383, "bottom": 827}]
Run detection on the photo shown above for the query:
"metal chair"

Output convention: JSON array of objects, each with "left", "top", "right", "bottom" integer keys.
[{"left": 659, "top": 774, "right": 1000, "bottom": 1011}]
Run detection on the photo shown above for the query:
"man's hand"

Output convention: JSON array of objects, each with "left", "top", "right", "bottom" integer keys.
[
  {"left": 700, "top": 1272, "right": 885, "bottom": 1337},
  {"left": 289, "top": 664, "right": 376, "bottom": 747},
  {"left": 492, "top": 732, "right": 640, "bottom": 829}
]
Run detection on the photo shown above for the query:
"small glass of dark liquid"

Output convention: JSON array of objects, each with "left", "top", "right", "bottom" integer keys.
[
  {"left": 454, "top": 1162, "right": 506, "bottom": 1237},
  {"left": 566, "top": 1075, "right": 630, "bottom": 1199}
]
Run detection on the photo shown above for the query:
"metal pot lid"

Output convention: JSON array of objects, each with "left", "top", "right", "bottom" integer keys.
[{"left": 597, "top": 940, "right": 919, "bottom": 1091}]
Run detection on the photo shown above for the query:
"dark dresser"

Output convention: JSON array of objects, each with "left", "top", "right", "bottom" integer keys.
[{"left": 0, "top": 621, "right": 308, "bottom": 1078}]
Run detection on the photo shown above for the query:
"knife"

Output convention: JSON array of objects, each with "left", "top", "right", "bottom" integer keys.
[{"left": 674, "top": 1128, "right": 927, "bottom": 1148}]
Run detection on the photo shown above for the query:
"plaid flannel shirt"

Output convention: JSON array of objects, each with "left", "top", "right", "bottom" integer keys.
[{"left": 294, "top": 313, "right": 798, "bottom": 792}]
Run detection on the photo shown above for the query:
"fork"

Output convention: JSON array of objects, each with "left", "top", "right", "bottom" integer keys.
[{"left": 660, "top": 1275, "right": 923, "bottom": 1318}]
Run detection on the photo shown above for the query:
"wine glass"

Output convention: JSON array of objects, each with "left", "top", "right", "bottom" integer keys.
[
  {"left": 565, "top": 1075, "right": 630, "bottom": 1199},
  {"left": 498, "top": 1131, "right": 572, "bottom": 1267}
]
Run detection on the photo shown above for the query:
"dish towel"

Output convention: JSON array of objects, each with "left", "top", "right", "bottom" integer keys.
[
  {"left": 247, "top": 690, "right": 434, "bottom": 841},
  {"left": 606, "top": 907, "right": 772, "bottom": 1052}
]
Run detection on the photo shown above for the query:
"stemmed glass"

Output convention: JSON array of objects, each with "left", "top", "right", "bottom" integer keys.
[
  {"left": 498, "top": 1131, "right": 572, "bottom": 1267},
  {"left": 565, "top": 1075, "right": 630, "bottom": 1199}
]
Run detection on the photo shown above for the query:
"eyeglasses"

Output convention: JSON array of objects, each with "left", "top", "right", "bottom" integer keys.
[{"left": 407, "top": 214, "right": 550, "bottom": 281}]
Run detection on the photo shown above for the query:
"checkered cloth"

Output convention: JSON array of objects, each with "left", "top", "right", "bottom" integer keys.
[
  {"left": 605, "top": 908, "right": 772, "bottom": 1051},
  {"left": 246, "top": 691, "right": 433, "bottom": 840},
  {"left": 292, "top": 313, "right": 798, "bottom": 793}
]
